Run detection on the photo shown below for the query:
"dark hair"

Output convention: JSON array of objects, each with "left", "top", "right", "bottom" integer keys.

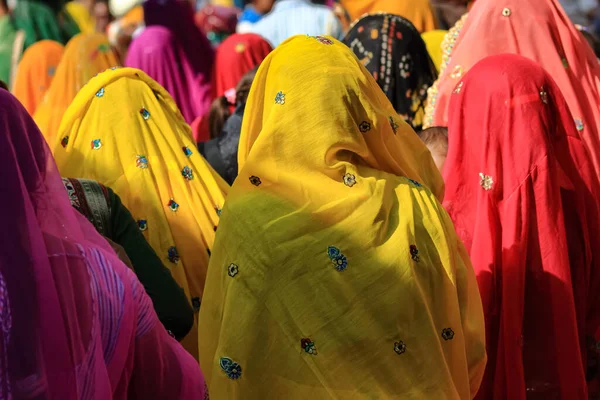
[
  {"left": 580, "top": 29, "right": 600, "bottom": 59},
  {"left": 235, "top": 66, "right": 258, "bottom": 106},
  {"left": 208, "top": 96, "right": 232, "bottom": 140},
  {"left": 208, "top": 66, "right": 259, "bottom": 140},
  {"left": 417, "top": 126, "right": 448, "bottom": 151}
]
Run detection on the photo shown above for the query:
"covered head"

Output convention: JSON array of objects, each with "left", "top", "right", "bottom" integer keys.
[
  {"left": 198, "top": 35, "right": 486, "bottom": 398},
  {"left": 53, "top": 67, "right": 229, "bottom": 358},
  {"left": 444, "top": 53, "right": 600, "bottom": 398}
]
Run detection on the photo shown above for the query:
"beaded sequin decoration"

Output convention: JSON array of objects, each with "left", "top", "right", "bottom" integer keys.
[
  {"left": 327, "top": 246, "right": 348, "bottom": 272},
  {"left": 220, "top": 357, "right": 242, "bottom": 380},
  {"left": 301, "top": 338, "right": 318, "bottom": 355}
]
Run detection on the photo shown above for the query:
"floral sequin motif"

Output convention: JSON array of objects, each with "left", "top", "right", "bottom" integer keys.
[
  {"left": 453, "top": 81, "right": 464, "bottom": 94},
  {"left": 343, "top": 173, "right": 356, "bottom": 187},
  {"left": 442, "top": 328, "right": 455, "bottom": 341},
  {"left": 136, "top": 155, "right": 148, "bottom": 169},
  {"left": 394, "top": 341, "right": 406, "bottom": 355},
  {"left": 389, "top": 116, "right": 399, "bottom": 134},
  {"left": 275, "top": 91, "right": 285, "bottom": 105},
  {"left": 228, "top": 263, "right": 239, "bottom": 277},
  {"left": 140, "top": 107, "right": 150, "bottom": 120},
  {"left": 91, "top": 139, "right": 102, "bottom": 150},
  {"left": 479, "top": 173, "right": 494, "bottom": 191},
  {"left": 301, "top": 338, "right": 318, "bottom": 355},
  {"left": 182, "top": 146, "right": 193, "bottom": 157},
  {"left": 327, "top": 246, "right": 348, "bottom": 272},
  {"left": 249, "top": 176, "right": 262, "bottom": 186},
  {"left": 359, "top": 121, "right": 371, "bottom": 133},
  {"left": 575, "top": 119, "right": 584, "bottom": 131},
  {"left": 220, "top": 357, "right": 242, "bottom": 380},
  {"left": 313, "top": 35, "right": 334, "bottom": 45},
  {"left": 95, "top": 87, "right": 105, "bottom": 97},
  {"left": 399, "top": 54, "right": 412, "bottom": 79},
  {"left": 137, "top": 219, "right": 147, "bottom": 231},
  {"left": 191, "top": 297, "right": 201, "bottom": 312},
  {"left": 450, "top": 65, "right": 463, "bottom": 79},
  {"left": 502, "top": 7, "right": 511, "bottom": 16},
  {"left": 168, "top": 199, "right": 179, "bottom": 212},
  {"left": 216, "top": 207, "right": 222, "bottom": 217},
  {"left": 410, "top": 245, "right": 420, "bottom": 262},
  {"left": 167, "top": 246, "right": 179, "bottom": 264},
  {"left": 407, "top": 178, "right": 422, "bottom": 187},
  {"left": 539, "top": 87, "right": 548, "bottom": 104},
  {"left": 182, "top": 166, "right": 194, "bottom": 181},
  {"left": 61, "top": 136, "right": 69, "bottom": 148}
]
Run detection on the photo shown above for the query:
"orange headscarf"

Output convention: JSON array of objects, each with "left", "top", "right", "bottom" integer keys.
[
  {"left": 13, "top": 40, "right": 64, "bottom": 115},
  {"left": 33, "top": 33, "right": 119, "bottom": 148},
  {"left": 425, "top": 0, "right": 600, "bottom": 175},
  {"left": 341, "top": 0, "right": 438, "bottom": 32}
]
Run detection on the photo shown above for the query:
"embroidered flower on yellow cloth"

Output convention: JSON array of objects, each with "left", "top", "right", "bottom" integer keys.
[
  {"left": 136, "top": 155, "right": 148, "bottom": 169},
  {"left": 61, "top": 136, "right": 69, "bottom": 148},
  {"left": 140, "top": 107, "right": 150, "bottom": 120},
  {"left": 479, "top": 173, "right": 494, "bottom": 191},
  {"left": 91, "top": 139, "right": 102, "bottom": 150},
  {"left": 183, "top": 146, "right": 193, "bottom": 157},
  {"left": 137, "top": 219, "right": 147, "bottom": 231},
  {"left": 228, "top": 263, "right": 239, "bottom": 277},
  {"left": 442, "top": 328, "right": 455, "bottom": 341},
  {"left": 95, "top": 87, "right": 105, "bottom": 97},
  {"left": 389, "top": 116, "right": 399, "bottom": 134},
  {"left": 168, "top": 198, "right": 179, "bottom": 212},
  {"left": 359, "top": 121, "right": 371, "bottom": 133},
  {"left": 249, "top": 176, "right": 262, "bottom": 186},
  {"left": 182, "top": 166, "right": 194, "bottom": 181},
  {"left": 327, "top": 246, "right": 348, "bottom": 272},
  {"left": 394, "top": 341, "right": 406, "bottom": 355},
  {"left": 275, "top": 91, "right": 285, "bottom": 105},
  {"left": 220, "top": 357, "right": 242, "bottom": 380},
  {"left": 301, "top": 338, "right": 318, "bottom": 355},
  {"left": 410, "top": 245, "right": 420, "bottom": 262},
  {"left": 343, "top": 173, "right": 356, "bottom": 187},
  {"left": 167, "top": 246, "right": 179, "bottom": 264}
]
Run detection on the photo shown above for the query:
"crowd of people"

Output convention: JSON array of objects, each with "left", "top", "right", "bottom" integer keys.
[{"left": 0, "top": 0, "right": 600, "bottom": 398}]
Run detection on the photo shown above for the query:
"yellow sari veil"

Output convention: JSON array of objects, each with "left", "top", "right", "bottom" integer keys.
[
  {"left": 198, "top": 35, "right": 485, "bottom": 398},
  {"left": 54, "top": 67, "right": 229, "bottom": 358},
  {"left": 34, "top": 33, "right": 119, "bottom": 147}
]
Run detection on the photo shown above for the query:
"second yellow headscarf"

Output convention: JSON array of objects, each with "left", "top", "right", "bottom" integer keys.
[
  {"left": 34, "top": 33, "right": 119, "bottom": 148},
  {"left": 54, "top": 67, "right": 229, "bottom": 359}
]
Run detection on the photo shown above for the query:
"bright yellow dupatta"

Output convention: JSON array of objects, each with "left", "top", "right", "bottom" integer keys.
[
  {"left": 54, "top": 67, "right": 229, "bottom": 359},
  {"left": 34, "top": 33, "right": 119, "bottom": 148},
  {"left": 199, "top": 36, "right": 485, "bottom": 398},
  {"left": 13, "top": 40, "right": 64, "bottom": 115}
]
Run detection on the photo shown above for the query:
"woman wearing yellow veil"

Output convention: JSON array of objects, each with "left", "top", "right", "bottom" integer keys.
[
  {"left": 198, "top": 35, "right": 486, "bottom": 398},
  {"left": 34, "top": 32, "right": 118, "bottom": 147},
  {"left": 54, "top": 67, "right": 229, "bottom": 359}
]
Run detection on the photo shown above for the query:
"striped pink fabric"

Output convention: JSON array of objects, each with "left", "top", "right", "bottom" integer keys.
[{"left": 0, "top": 88, "right": 206, "bottom": 399}]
